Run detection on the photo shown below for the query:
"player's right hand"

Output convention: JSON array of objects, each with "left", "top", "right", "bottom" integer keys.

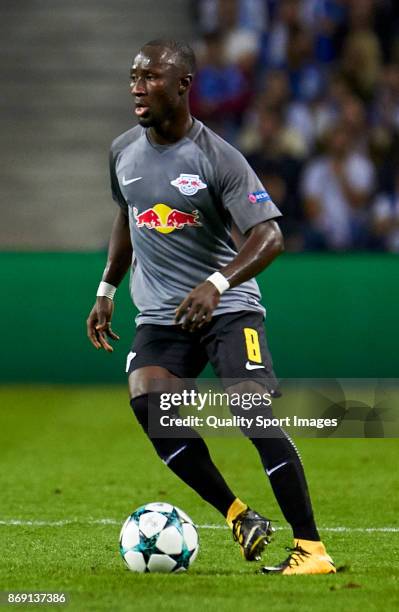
[{"left": 86, "top": 297, "right": 120, "bottom": 352}]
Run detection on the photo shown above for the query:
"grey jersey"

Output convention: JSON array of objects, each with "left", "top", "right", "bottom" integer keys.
[{"left": 110, "top": 119, "right": 282, "bottom": 326}]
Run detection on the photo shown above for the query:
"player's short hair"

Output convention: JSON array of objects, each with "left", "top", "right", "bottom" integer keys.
[{"left": 142, "top": 39, "right": 197, "bottom": 74}]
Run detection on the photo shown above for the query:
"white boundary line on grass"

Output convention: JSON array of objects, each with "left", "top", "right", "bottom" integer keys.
[{"left": 0, "top": 519, "right": 398, "bottom": 532}]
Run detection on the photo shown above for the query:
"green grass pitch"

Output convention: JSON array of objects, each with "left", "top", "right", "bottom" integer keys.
[{"left": 0, "top": 386, "right": 398, "bottom": 611}]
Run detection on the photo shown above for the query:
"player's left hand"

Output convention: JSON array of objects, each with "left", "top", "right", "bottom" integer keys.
[{"left": 175, "top": 281, "right": 220, "bottom": 332}]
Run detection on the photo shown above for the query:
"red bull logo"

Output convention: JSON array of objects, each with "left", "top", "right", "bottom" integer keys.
[
  {"left": 170, "top": 173, "right": 207, "bottom": 196},
  {"left": 133, "top": 203, "right": 201, "bottom": 234}
]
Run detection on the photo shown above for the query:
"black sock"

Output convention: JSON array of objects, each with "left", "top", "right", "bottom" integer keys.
[
  {"left": 250, "top": 431, "right": 320, "bottom": 541},
  {"left": 130, "top": 394, "right": 236, "bottom": 516}
]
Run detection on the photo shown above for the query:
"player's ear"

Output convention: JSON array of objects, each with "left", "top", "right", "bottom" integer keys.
[{"left": 179, "top": 74, "right": 193, "bottom": 95}]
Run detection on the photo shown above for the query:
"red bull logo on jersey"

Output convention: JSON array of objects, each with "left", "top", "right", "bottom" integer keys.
[
  {"left": 133, "top": 203, "right": 202, "bottom": 234},
  {"left": 170, "top": 173, "right": 207, "bottom": 196}
]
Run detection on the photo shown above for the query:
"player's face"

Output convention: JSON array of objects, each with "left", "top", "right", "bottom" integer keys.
[{"left": 130, "top": 47, "right": 186, "bottom": 128}]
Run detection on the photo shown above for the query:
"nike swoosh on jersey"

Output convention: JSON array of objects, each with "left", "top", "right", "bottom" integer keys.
[
  {"left": 245, "top": 362, "right": 265, "bottom": 370},
  {"left": 122, "top": 176, "right": 142, "bottom": 185}
]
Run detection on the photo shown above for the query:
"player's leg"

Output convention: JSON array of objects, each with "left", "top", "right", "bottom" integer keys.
[
  {"left": 227, "top": 379, "right": 320, "bottom": 541},
  {"left": 126, "top": 324, "right": 246, "bottom": 531},
  {"left": 205, "top": 312, "right": 335, "bottom": 574},
  {"left": 227, "top": 382, "right": 335, "bottom": 574},
  {"left": 206, "top": 311, "right": 319, "bottom": 539}
]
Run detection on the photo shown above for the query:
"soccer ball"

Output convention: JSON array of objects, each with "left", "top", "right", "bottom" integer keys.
[{"left": 119, "top": 502, "right": 199, "bottom": 573}]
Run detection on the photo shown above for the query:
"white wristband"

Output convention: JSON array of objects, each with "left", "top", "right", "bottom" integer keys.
[
  {"left": 96, "top": 281, "right": 117, "bottom": 300},
  {"left": 206, "top": 272, "right": 230, "bottom": 295}
]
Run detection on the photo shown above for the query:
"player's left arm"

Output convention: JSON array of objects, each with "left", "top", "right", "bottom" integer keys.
[{"left": 175, "top": 220, "right": 283, "bottom": 331}]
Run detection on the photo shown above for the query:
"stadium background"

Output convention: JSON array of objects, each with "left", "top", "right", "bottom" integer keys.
[
  {"left": 1, "top": 0, "right": 398, "bottom": 382},
  {"left": 1, "top": 3, "right": 399, "bottom": 610}
]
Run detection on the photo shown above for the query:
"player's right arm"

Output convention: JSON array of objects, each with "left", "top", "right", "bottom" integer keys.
[{"left": 86, "top": 208, "right": 132, "bottom": 352}]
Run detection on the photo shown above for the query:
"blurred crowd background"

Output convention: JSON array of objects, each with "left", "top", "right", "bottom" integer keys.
[
  {"left": 1, "top": 0, "right": 399, "bottom": 252},
  {"left": 1, "top": 1, "right": 398, "bottom": 383},
  {"left": 190, "top": 0, "right": 399, "bottom": 251}
]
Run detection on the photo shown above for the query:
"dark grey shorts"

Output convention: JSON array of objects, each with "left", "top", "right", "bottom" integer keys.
[{"left": 127, "top": 311, "right": 279, "bottom": 392}]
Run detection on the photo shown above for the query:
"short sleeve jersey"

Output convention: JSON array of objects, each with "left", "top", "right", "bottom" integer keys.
[{"left": 110, "top": 119, "right": 282, "bottom": 326}]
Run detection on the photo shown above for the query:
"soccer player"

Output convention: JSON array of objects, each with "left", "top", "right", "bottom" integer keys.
[{"left": 86, "top": 39, "right": 335, "bottom": 575}]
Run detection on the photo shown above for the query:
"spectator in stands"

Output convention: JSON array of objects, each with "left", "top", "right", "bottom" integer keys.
[
  {"left": 190, "top": 31, "right": 251, "bottom": 141},
  {"left": 240, "top": 103, "right": 306, "bottom": 159},
  {"left": 239, "top": 69, "right": 311, "bottom": 154},
  {"left": 191, "top": 0, "right": 399, "bottom": 251},
  {"left": 339, "top": 94, "right": 368, "bottom": 153},
  {"left": 285, "top": 72, "right": 346, "bottom": 154},
  {"left": 375, "top": 63, "right": 399, "bottom": 133},
  {"left": 339, "top": 1, "right": 382, "bottom": 103},
  {"left": 285, "top": 26, "right": 325, "bottom": 102},
  {"left": 301, "top": 0, "right": 347, "bottom": 65},
  {"left": 261, "top": 70, "right": 347, "bottom": 155},
  {"left": 217, "top": 0, "right": 263, "bottom": 73},
  {"left": 302, "top": 123, "right": 375, "bottom": 250},
  {"left": 262, "top": 0, "right": 302, "bottom": 68},
  {"left": 340, "top": 31, "right": 381, "bottom": 103},
  {"left": 371, "top": 162, "right": 399, "bottom": 252},
  {"left": 257, "top": 67, "right": 291, "bottom": 109},
  {"left": 196, "top": 0, "right": 269, "bottom": 35},
  {"left": 194, "top": 0, "right": 263, "bottom": 72},
  {"left": 241, "top": 106, "right": 305, "bottom": 246},
  {"left": 251, "top": 67, "right": 329, "bottom": 156}
]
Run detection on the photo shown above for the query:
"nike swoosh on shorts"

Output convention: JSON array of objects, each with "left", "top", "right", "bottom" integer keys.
[
  {"left": 125, "top": 352, "right": 137, "bottom": 372},
  {"left": 245, "top": 362, "right": 265, "bottom": 370}
]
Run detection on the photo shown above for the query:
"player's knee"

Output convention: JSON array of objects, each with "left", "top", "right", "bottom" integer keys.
[{"left": 128, "top": 366, "right": 184, "bottom": 399}]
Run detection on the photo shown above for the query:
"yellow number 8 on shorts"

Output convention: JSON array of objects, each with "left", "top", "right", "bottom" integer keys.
[{"left": 244, "top": 327, "right": 262, "bottom": 364}]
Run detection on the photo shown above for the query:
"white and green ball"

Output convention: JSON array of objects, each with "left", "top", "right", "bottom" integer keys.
[{"left": 119, "top": 502, "right": 199, "bottom": 573}]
